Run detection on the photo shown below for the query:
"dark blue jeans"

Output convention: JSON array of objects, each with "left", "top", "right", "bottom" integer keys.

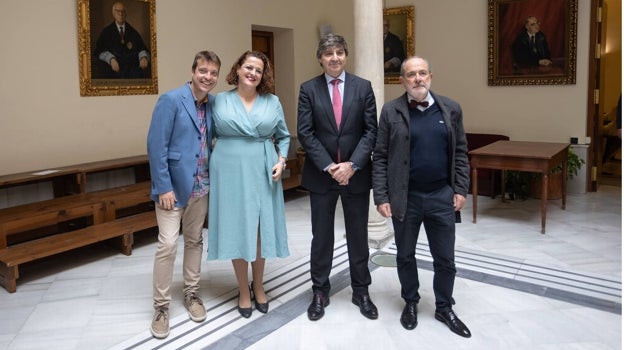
[{"left": 392, "top": 185, "right": 456, "bottom": 311}]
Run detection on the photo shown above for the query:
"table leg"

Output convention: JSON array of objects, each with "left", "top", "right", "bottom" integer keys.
[
  {"left": 501, "top": 169, "right": 506, "bottom": 203},
  {"left": 472, "top": 167, "right": 478, "bottom": 223},
  {"left": 541, "top": 172, "right": 548, "bottom": 234},
  {"left": 562, "top": 156, "right": 568, "bottom": 210}
]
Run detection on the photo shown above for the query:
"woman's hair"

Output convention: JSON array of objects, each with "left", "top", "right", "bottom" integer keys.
[{"left": 225, "top": 51, "right": 275, "bottom": 94}]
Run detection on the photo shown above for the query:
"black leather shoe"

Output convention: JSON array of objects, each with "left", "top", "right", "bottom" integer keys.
[
  {"left": 400, "top": 302, "right": 418, "bottom": 330},
  {"left": 307, "top": 293, "right": 329, "bottom": 321},
  {"left": 435, "top": 309, "right": 471, "bottom": 338},
  {"left": 351, "top": 294, "right": 378, "bottom": 320},
  {"left": 251, "top": 282, "right": 269, "bottom": 314},
  {"left": 237, "top": 293, "right": 252, "bottom": 318}
]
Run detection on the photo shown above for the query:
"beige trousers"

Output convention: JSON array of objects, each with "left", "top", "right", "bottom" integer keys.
[{"left": 152, "top": 195, "right": 207, "bottom": 309}]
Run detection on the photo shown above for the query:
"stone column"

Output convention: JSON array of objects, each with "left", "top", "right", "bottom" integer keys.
[{"left": 353, "top": 0, "right": 393, "bottom": 249}]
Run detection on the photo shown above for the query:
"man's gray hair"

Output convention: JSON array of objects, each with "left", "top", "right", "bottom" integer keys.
[
  {"left": 316, "top": 33, "right": 349, "bottom": 59},
  {"left": 400, "top": 56, "right": 432, "bottom": 76}
]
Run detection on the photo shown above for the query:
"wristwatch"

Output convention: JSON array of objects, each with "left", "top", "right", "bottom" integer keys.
[{"left": 350, "top": 162, "right": 359, "bottom": 171}]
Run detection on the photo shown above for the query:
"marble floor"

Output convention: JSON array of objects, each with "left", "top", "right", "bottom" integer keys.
[{"left": 0, "top": 184, "right": 621, "bottom": 350}]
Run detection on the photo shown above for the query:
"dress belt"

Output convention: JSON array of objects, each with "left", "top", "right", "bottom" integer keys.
[{"left": 218, "top": 136, "right": 276, "bottom": 185}]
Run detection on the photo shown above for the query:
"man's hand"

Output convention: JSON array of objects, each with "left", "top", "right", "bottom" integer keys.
[
  {"left": 140, "top": 57, "right": 148, "bottom": 69},
  {"left": 376, "top": 203, "right": 392, "bottom": 218},
  {"left": 158, "top": 191, "right": 176, "bottom": 210},
  {"left": 328, "top": 162, "right": 355, "bottom": 185},
  {"left": 453, "top": 194, "right": 466, "bottom": 211}
]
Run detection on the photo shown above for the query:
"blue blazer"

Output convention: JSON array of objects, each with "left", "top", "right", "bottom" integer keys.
[{"left": 147, "top": 83, "right": 213, "bottom": 207}]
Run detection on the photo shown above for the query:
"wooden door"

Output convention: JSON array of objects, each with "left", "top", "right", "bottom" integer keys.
[{"left": 252, "top": 30, "right": 275, "bottom": 93}]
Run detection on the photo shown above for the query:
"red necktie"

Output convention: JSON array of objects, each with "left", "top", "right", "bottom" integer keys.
[
  {"left": 331, "top": 79, "right": 342, "bottom": 162},
  {"left": 331, "top": 79, "right": 342, "bottom": 129}
]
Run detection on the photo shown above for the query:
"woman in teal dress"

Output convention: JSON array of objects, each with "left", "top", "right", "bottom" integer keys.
[{"left": 208, "top": 51, "right": 290, "bottom": 318}]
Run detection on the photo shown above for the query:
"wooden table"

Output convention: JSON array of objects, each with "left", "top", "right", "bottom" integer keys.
[{"left": 469, "top": 141, "right": 569, "bottom": 234}]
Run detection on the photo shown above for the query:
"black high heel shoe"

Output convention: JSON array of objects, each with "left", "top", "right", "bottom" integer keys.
[
  {"left": 237, "top": 289, "right": 252, "bottom": 318},
  {"left": 251, "top": 281, "right": 269, "bottom": 314}
]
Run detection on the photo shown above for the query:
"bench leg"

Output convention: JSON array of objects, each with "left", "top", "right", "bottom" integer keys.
[
  {"left": 120, "top": 232, "right": 133, "bottom": 256},
  {"left": 0, "top": 263, "right": 18, "bottom": 293},
  {"left": 103, "top": 233, "right": 134, "bottom": 256}
]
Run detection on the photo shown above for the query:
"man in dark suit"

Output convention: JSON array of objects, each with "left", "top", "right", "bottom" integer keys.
[
  {"left": 297, "top": 33, "right": 378, "bottom": 321},
  {"left": 372, "top": 56, "right": 472, "bottom": 337},
  {"left": 512, "top": 15, "right": 552, "bottom": 68},
  {"left": 93, "top": 1, "right": 150, "bottom": 79}
]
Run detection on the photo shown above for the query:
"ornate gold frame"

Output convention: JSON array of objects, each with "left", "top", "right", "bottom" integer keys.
[
  {"left": 383, "top": 6, "right": 415, "bottom": 84},
  {"left": 487, "top": 0, "right": 577, "bottom": 86},
  {"left": 77, "top": 0, "right": 157, "bottom": 96}
]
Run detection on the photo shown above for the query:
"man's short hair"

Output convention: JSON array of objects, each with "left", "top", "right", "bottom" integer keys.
[{"left": 192, "top": 51, "right": 221, "bottom": 71}]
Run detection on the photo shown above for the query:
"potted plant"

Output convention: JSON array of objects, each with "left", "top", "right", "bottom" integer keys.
[
  {"left": 504, "top": 170, "right": 531, "bottom": 200},
  {"left": 505, "top": 147, "right": 585, "bottom": 200}
]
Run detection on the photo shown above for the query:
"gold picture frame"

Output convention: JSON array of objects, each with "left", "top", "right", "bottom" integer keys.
[
  {"left": 383, "top": 6, "right": 415, "bottom": 84},
  {"left": 487, "top": 0, "right": 577, "bottom": 86},
  {"left": 78, "top": 0, "right": 157, "bottom": 96}
]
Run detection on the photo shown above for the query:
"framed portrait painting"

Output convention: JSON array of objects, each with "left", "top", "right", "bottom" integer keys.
[
  {"left": 488, "top": 0, "right": 577, "bottom": 86},
  {"left": 78, "top": 0, "right": 157, "bottom": 96},
  {"left": 383, "top": 6, "right": 415, "bottom": 84}
]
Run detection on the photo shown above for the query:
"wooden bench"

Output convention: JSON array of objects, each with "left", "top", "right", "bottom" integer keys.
[
  {"left": 74, "top": 155, "right": 150, "bottom": 194},
  {"left": 281, "top": 158, "right": 302, "bottom": 190},
  {"left": 0, "top": 155, "right": 149, "bottom": 198},
  {"left": 0, "top": 182, "right": 152, "bottom": 247},
  {"left": 0, "top": 211, "right": 156, "bottom": 293},
  {"left": 0, "top": 181, "right": 155, "bottom": 293},
  {"left": 0, "top": 153, "right": 299, "bottom": 293}
]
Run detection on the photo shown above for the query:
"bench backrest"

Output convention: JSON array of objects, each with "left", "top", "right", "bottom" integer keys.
[{"left": 0, "top": 181, "right": 152, "bottom": 249}]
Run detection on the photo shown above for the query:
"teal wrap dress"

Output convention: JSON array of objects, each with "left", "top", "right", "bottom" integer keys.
[{"left": 207, "top": 89, "right": 290, "bottom": 261}]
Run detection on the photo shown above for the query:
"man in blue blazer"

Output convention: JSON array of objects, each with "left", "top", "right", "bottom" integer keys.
[
  {"left": 147, "top": 51, "right": 220, "bottom": 339},
  {"left": 372, "top": 56, "right": 471, "bottom": 337},
  {"left": 297, "top": 34, "right": 378, "bottom": 321}
]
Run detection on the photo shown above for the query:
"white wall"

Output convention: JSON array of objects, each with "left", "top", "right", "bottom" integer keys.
[
  {"left": 384, "top": 0, "right": 591, "bottom": 144},
  {"left": 0, "top": 0, "right": 592, "bottom": 176},
  {"left": 0, "top": 0, "right": 350, "bottom": 175}
]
